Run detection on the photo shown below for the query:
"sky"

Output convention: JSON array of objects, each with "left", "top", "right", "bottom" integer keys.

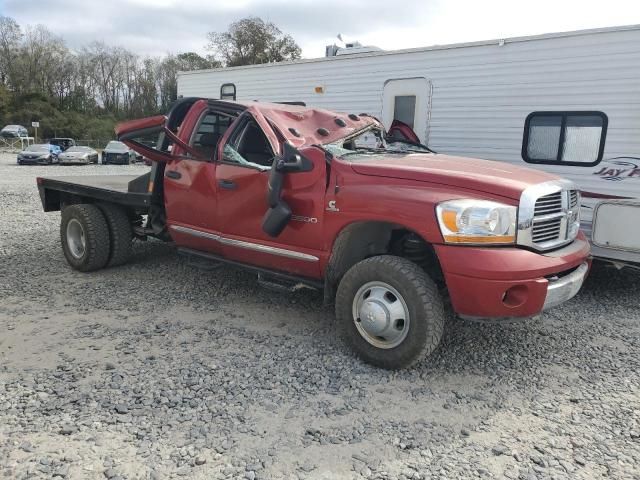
[{"left": 2, "top": 0, "right": 640, "bottom": 59}]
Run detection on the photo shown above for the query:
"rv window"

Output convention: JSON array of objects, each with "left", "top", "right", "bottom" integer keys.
[
  {"left": 562, "top": 115, "right": 606, "bottom": 163},
  {"left": 220, "top": 83, "right": 236, "bottom": 101},
  {"left": 523, "top": 111, "right": 607, "bottom": 166},
  {"left": 393, "top": 95, "right": 416, "bottom": 129}
]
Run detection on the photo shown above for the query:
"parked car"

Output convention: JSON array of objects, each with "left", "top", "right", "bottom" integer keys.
[
  {"left": 17, "top": 144, "right": 61, "bottom": 165},
  {"left": 58, "top": 146, "right": 99, "bottom": 165},
  {"left": 102, "top": 141, "right": 136, "bottom": 165},
  {"left": 36, "top": 98, "right": 590, "bottom": 369},
  {"left": 48, "top": 138, "right": 76, "bottom": 152},
  {"left": 1, "top": 125, "right": 29, "bottom": 138}
]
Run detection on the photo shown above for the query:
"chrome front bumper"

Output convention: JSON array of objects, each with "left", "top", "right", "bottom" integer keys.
[{"left": 542, "top": 262, "right": 589, "bottom": 311}]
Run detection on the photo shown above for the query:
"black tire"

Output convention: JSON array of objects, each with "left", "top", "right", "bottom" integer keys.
[
  {"left": 60, "top": 204, "right": 111, "bottom": 272},
  {"left": 97, "top": 203, "right": 132, "bottom": 267},
  {"left": 335, "top": 255, "right": 444, "bottom": 369}
]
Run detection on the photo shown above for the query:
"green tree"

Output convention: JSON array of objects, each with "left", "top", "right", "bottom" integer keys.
[
  {"left": 176, "top": 52, "right": 220, "bottom": 70},
  {"left": 156, "top": 53, "right": 221, "bottom": 110},
  {"left": 0, "top": 16, "right": 22, "bottom": 88},
  {"left": 207, "top": 17, "right": 301, "bottom": 67}
]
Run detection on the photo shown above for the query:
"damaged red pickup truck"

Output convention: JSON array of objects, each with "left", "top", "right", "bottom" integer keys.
[{"left": 37, "top": 98, "right": 590, "bottom": 369}]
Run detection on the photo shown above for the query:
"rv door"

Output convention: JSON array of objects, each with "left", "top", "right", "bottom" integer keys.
[{"left": 382, "top": 77, "right": 431, "bottom": 145}]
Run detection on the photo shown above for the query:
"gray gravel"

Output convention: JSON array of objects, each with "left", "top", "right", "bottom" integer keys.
[{"left": 1, "top": 151, "right": 639, "bottom": 479}]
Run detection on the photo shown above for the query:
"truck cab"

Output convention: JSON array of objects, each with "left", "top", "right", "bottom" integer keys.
[{"left": 37, "top": 98, "right": 590, "bottom": 369}]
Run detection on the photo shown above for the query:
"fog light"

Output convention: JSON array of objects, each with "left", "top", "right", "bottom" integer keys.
[{"left": 501, "top": 285, "right": 528, "bottom": 308}]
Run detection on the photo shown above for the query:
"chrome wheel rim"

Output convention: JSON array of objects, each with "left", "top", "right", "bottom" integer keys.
[
  {"left": 352, "top": 281, "right": 410, "bottom": 349},
  {"left": 66, "top": 218, "right": 86, "bottom": 259}
]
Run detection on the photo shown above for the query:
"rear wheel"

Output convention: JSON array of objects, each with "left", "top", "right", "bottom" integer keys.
[
  {"left": 335, "top": 255, "right": 444, "bottom": 369},
  {"left": 60, "top": 204, "right": 111, "bottom": 272},
  {"left": 97, "top": 203, "right": 133, "bottom": 267}
]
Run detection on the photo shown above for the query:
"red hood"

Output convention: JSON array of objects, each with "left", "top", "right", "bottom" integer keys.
[{"left": 348, "top": 153, "right": 559, "bottom": 200}]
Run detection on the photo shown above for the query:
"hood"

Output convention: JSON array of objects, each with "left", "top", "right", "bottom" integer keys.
[{"left": 348, "top": 153, "right": 559, "bottom": 200}]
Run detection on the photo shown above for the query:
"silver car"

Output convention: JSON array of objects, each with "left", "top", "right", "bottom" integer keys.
[
  {"left": 58, "top": 146, "right": 99, "bottom": 165},
  {"left": 17, "top": 144, "right": 60, "bottom": 165},
  {"left": 1, "top": 124, "right": 28, "bottom": 138}
]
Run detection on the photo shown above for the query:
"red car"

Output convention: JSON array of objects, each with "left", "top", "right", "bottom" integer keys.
[{"left": 37, "top": 98, "right": 590, "bottom": 369}]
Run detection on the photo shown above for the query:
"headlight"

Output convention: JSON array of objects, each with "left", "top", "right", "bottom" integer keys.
[{"left": 436, "top": 199, "right": 517, "bottom": 244}]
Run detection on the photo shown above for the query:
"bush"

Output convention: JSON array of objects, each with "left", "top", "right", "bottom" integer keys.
[{"left": 3, "top": 93, "right": 118, "bottom": 142}]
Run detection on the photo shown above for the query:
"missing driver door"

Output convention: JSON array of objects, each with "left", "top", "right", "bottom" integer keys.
[{"left": 382, "top": 77, "right": 432, "bottom": 144}]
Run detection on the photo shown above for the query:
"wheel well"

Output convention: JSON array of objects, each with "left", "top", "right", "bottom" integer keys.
[{"left": 324, "top": 222, "right": 443, "bottom": 304}]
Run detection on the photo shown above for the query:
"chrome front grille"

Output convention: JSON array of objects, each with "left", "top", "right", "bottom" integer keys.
[
  {"left": 532, "top": 216, "right": 563, "bottom": 243},
  {"left": 570, "top": 190, "right": 579, "bottom": 208},
  {"left": 531, "top": 192, "right": 564, "bottom": 244},
  {"left": 517, "top": 180, "right": 581, "bottom": 251},
  {"left": 534, "top": 191, "right": 562, "bottom": 216}
]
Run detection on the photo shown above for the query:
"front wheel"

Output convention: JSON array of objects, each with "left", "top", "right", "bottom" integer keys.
[{"left": 335, "top": 255, "right": 444, "bottom": 369}]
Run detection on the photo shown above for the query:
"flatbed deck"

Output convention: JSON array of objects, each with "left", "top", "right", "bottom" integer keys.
[{"left": 37, "top": 174, "right": 153, "bottom": 212}]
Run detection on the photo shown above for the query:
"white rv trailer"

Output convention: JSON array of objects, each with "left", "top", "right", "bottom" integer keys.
[{"left": 177, "top": 25, "right": 640, "bottom": 267}]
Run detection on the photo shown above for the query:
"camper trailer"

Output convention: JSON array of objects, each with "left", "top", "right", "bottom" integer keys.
[{"left": 177, "top": 25, "right": 640, "bottom": 267}]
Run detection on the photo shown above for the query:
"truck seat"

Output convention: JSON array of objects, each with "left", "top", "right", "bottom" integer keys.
[
  {"left": 197, "top": 132, "right": 221, "bottom": 159},
  {"left": 239, "top": 123, "right": 273, "bottom": 167}
]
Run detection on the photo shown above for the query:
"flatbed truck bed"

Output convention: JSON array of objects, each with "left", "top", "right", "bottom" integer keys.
[{"left": 37, "top": 173, "right": 155, "bottom": 212}]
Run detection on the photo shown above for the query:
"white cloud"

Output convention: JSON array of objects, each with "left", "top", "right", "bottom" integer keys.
[{"left": 3, "top": 0, "right": 639, "bottom": 58}]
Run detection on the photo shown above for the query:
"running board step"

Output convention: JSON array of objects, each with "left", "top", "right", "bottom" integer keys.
[
  {"left": 257, "top": 273, "right": 317, "bottom": 293},
  {"left": 177, "top": 247, "right": 323, "bottom": 291}
]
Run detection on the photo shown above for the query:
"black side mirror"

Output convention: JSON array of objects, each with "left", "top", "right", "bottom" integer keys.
[
  {"left": 275, "top": 142, "right": 313, "bottom": 173},
  {"left": 261, "top": 143, "right": 313, "bottom": 237}
]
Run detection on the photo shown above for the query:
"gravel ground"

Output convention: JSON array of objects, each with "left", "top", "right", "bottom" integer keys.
[{"left": 0, "top": 151, "right": 639, "bottom": 480}]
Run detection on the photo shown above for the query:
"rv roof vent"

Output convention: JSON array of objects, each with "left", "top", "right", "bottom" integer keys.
[
  {"left": 325, "top": 41, "right": 383, "bottom": 57},
  {"left": 334, "top": 118, "right": 347, "bottom": 127},
  {"left": 317, "top": 128, "right": 330, "bottom": 136}
]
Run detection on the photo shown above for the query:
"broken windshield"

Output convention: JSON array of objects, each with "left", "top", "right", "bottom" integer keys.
[{"left": 324, "top": 125, "right": 433, "bottom": 158}]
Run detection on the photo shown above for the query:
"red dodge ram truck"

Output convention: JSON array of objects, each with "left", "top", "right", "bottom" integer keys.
[{"left": 37, "top": 98, "right": 590, "bottom": 369}]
